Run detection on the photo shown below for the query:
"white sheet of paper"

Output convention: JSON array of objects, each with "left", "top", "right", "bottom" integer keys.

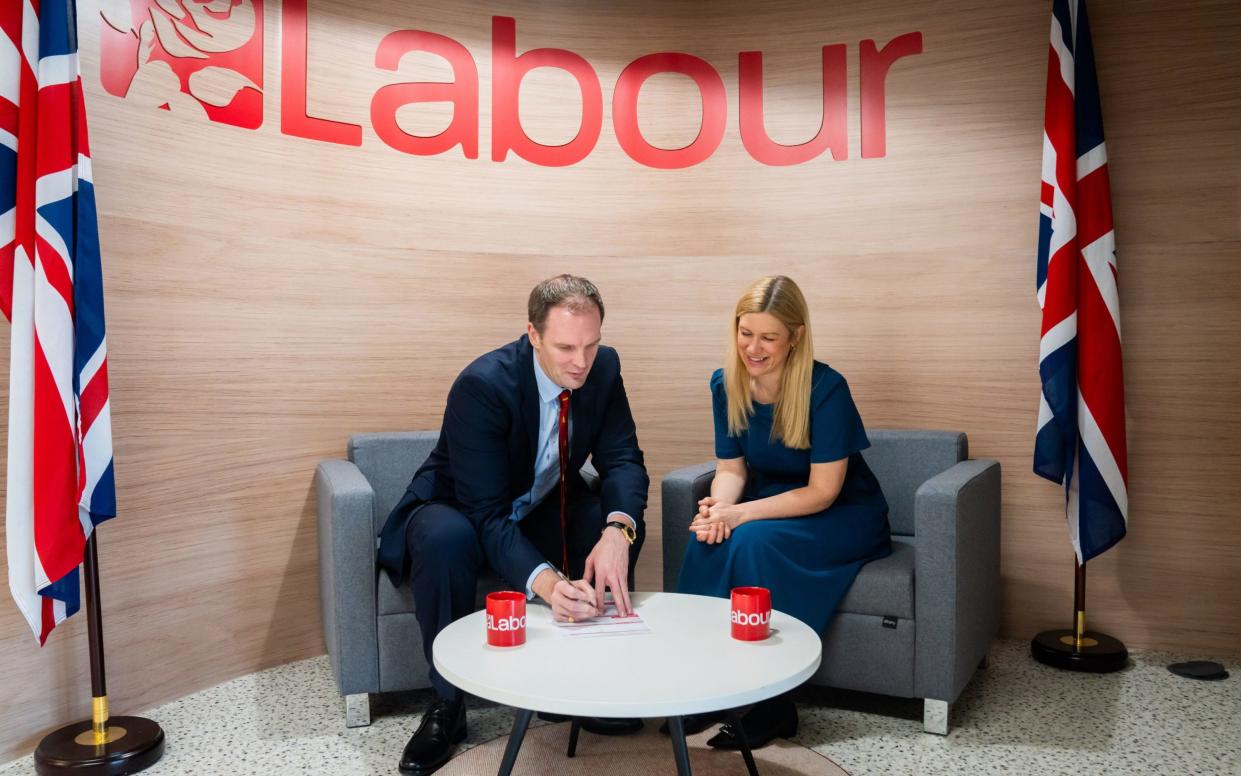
[{"left": 552, "top": 602, "right": 651, "bottom": 638}]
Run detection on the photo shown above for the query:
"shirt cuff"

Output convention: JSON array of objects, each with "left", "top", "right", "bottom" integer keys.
[
  {"left": 606, "top": 512, "right": 637, "bottom": 530},
  {"left": 526, "top": 562, "right": 552, "bottom": 599}
]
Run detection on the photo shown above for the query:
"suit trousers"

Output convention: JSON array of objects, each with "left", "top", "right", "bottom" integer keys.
[{"left": 405, "top": 490, "right": 644, "bottom": 700}]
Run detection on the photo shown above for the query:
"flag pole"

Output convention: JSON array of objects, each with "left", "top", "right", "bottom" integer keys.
[
  {"left": 1030, "top": 557, "right": 1128, "bottom": 672},
  {"left": 32, "top": 533, "right": 166, "bottom": 775}
]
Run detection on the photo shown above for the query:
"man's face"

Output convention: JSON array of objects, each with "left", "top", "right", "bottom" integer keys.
[{"left": 528, "top": 304, "right": 602, "bottom": 390}]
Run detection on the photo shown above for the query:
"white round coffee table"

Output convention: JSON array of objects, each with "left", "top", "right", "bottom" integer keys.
[{"left": 433, "top": 591, "right": 822, "bottom": 776}]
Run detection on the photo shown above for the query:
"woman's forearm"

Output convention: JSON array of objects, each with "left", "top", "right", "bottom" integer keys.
[
  {"left": 738, "top": 485, "right": 838, "bottom": 523},
  {"left": 711, "top": 469, "right": 747, "bottom": 505}
]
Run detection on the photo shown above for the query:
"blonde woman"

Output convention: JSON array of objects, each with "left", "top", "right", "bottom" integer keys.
[{"left": 676, "top": 275, "right": 892, "bottom": 749}]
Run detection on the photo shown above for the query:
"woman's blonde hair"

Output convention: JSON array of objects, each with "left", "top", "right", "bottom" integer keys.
[{"left": 724, "top": 275, "right": 815, "bottom": 449}]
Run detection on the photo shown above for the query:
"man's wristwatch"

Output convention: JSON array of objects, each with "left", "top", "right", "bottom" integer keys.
[{"left": 604, "top": 520, "right": 637, "bottom": 545}]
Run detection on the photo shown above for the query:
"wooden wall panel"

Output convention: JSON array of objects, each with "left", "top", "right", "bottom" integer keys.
[{"left": 0, "top": 0, "right": 1237, "bottom": 761}]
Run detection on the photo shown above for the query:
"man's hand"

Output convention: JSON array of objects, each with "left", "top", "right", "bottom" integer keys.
[
  {"left": 583, "top": 525, "right": 634, "bottom": 616},
  {"left": 533, "top": 568, "right": 600, "bottom": 622}
]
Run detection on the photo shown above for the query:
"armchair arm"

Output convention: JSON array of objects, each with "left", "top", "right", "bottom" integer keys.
[
  {"left": 912, "top": 458, "right": 1002, "bottom": 702},
  {"left": 316, "top": 459, "right": 380, "bottom": 696},
  {"left": 660, "top": 462, "right": 717, "bottom": 591}
]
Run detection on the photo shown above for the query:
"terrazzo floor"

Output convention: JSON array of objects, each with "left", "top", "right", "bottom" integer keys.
[{"left": 2, "top": 639, "right": 1237, "bottom": 775}]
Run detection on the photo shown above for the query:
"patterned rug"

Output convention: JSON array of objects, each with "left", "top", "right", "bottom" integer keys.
[{"left": 442, "top": 720, "right": 850, "bottom": 775}]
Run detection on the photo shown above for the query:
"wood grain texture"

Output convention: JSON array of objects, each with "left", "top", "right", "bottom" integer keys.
[{"left": 0, "top": 0, "right": 1238, "bottom": 761}]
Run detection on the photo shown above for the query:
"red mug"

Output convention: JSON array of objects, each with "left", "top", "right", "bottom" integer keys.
[
  {"left": 730, "top": 586, "right": 772, "bottom": 641},
  {"left": 485, "top": 591, "right": 527, "bottom": 647}
]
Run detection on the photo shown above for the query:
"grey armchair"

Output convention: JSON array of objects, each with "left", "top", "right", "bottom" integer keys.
[
  {"left": 316, "top": 432, "right": 440, "bottom": 727},
  {"left": 661, "top": 429, "right": 1001, "bottom": 734},
  {"left": 316, "top": 431, "right": 601, "bottom": 727}
]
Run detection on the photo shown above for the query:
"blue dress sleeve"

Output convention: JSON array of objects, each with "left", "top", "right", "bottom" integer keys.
[
  {"left": 810, "top": 367, "right": 871, "bottom": 463},
  {"left": 710, "top": 369, "right": 744, "bottom": 459}
]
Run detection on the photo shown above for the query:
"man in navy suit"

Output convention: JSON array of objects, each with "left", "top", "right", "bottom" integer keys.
[{"left": 377, "top": 274, "right": 648, "bottom": 775}]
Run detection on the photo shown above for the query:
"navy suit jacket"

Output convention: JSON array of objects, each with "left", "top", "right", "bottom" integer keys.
[{"left": 377, "top": 334, "right": 649, "bottom": 590}]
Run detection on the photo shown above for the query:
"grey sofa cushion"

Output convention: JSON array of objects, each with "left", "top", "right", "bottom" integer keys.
[
  {"left": 817, "top": 611, "right": 915, "bottom": 698},
  {"left": 863, "top": 430, "right": 967, "bottom": 536},
  {"left": 378, "top": 613, "right": 427, "bottom": 693},
  {"left": 378, "top": 571, "right": 415, "bottom": 616},
  {"left": 838, "top": 537, "right": 914, "bottom": 620}
]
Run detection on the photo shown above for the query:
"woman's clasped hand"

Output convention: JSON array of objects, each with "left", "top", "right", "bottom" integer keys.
[{"left": 688, "top": 496, "right": 746, "bottom": 544}]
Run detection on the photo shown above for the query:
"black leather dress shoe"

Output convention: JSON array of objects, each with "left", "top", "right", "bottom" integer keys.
[
  {"left": 659, "top": 710, "right": 725, "bottom": 736},
  {"left": 399, "top": 697, "right": 467, "bottom": 775},
  {"left": 707, "top": 696, "right": 797, "bottom": 750},
  {"left": 577, "top": 716, "right": 644, "bottom": 735}
]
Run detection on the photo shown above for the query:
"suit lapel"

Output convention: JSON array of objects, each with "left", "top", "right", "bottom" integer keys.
[
  {"left": 515, "top": 335, "right": 541, "bottom": 467},
  {"left": 569, "top": 375, "right": 594, "bottom": 469}
]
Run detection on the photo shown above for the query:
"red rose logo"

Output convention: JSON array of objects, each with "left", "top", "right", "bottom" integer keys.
[{"left": 100, "top": 0, "right": 264, "bottom": 129}]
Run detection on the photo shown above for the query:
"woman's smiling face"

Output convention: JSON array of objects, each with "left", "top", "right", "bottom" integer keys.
[{"left": 736, "top": 312, "right": 796, "bottom": 381}]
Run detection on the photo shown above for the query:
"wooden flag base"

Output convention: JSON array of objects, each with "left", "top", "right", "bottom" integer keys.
[
  {"left": 1030, "top": 557, "right": 1129, "bottom": 673},
  {"left": 34, "top": 716, "right": 164, "bottom": 776},
  {"left": 33, "top": 536, "right": 166, "bottom": 775},
  {"left": 1031, "top": 628, "right": 1128, "bottom": 673}
]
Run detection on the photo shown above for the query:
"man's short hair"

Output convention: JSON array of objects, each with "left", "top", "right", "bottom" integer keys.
[{"left": 527, "top": 274, "right": 605, "bottom": 333}]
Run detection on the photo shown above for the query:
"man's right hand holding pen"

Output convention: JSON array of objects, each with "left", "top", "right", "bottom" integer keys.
[{"left": 533, "top": 568, "right": 601, "bottom": 622}]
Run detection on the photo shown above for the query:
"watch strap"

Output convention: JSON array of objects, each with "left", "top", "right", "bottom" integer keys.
[{"left": 605, "top": 520, "right": 636, "bottom": 544}]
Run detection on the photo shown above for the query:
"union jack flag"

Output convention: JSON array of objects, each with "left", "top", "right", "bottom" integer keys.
[
  {"left": 1035, "top": 0, "right": 1127, "bottom": 563},
  {"left": 2, "top": 0, "right": 116, "bottom": 644}
]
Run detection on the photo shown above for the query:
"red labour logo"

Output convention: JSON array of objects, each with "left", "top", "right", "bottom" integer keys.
[
  {"left": 486, "top": 614, "right": 526, "bottom": 632},
  {"left": 731, "top": 610, "right": 771, "bottom": 626},
  {"left": 99, "top": 0, "right": 264, "bottom": 129},
  {"left": 97, "top": 4, "right": 922, "bottom": 164}
]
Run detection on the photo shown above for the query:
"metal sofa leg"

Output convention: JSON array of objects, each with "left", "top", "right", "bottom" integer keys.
[
  {"left": 923, "top": 699, "right": 949, "bottom": 735},
  {"left": 345, "top": 693, "right": 372, "bottom": 727},
  {"left": 979, "top": 654, "right": 990, "bottom": 669}
]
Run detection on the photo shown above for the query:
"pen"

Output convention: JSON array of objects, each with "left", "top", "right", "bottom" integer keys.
[
  {"left": 554, "top": 569, "right": 576, "bottom": 622},
  {"left": 554, "top": 569, "right": 598, "bottom": 622}
]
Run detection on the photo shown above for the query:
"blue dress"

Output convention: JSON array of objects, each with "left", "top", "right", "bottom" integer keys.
[{"left": 677, "top": 363, "right": 892, "bottom": 633}]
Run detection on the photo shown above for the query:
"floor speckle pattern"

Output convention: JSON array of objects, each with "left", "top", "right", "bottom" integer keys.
[{"left": 3, "top": 639, "right": 1237, "bottom": 775}]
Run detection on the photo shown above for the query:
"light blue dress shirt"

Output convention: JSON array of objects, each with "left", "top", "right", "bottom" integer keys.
[{"left": 518, "top": 351, "right": 634, "bottom": 597}]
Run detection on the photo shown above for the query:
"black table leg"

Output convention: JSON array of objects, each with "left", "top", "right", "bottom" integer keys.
[
  {"left": 498, "top": 708, "right": 534, "bottom": 776},
  {"left": 667, "top": 716, "right": 692, "bottom": 776},
  {"left": 726, "top": 710, "right": 760, "bottom": 776},
  {"left": 566, "top": 718, "right": 582, "bottom": 757}
]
